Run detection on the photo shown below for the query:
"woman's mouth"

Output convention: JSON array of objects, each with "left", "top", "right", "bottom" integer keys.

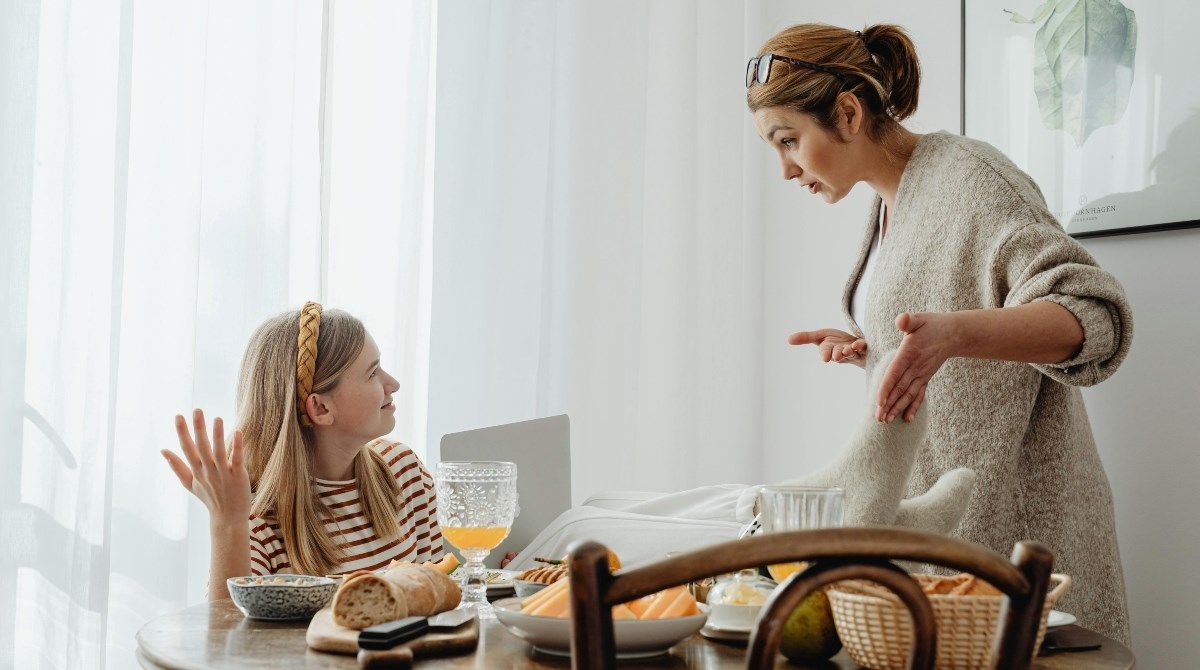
[{"left": 381, "top": 401, "right": 395, "bottom": 411}]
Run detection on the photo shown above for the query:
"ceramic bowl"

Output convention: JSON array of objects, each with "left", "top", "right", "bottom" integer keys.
[
  {"left": 494, "top": 597, "right": 709, "bottom": 659},
  {"left": 706, "top": 602, "right": 762, "bottom": 631},
  {"left": 226, "top": 574, "right": 337, "bottom": 620},
  {"left": 513, "top": 578, "right": 553, "bottom": 598}
]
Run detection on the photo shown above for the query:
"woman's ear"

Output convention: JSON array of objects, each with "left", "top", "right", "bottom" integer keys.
[
  {"left": 304, "top": 393, "right": 335, "bottom": 427},
  {"left": 837, "top": 92, "right": 865, "bottom": 138}
]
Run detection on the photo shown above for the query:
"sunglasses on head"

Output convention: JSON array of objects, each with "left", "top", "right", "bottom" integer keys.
[{"left": 746, "top": 53, "right": 845, "bottom": 88}]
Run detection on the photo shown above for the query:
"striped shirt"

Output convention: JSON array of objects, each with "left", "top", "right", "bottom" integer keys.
[{"left": 248, "top": 439, "right": 444, "bottom": 575}]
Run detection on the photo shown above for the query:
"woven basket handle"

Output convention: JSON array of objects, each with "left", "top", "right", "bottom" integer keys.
[{"left": 1046, "top": 573, "right": 1072, "bottom": 604}]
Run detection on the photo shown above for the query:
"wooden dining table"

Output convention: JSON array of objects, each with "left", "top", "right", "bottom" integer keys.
[{"left": 136, "top": 599, "right": 1135, "bottom": 669}]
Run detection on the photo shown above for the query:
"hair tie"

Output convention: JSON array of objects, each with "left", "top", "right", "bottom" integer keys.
[{"left": 296, "top": 301, "right": 322, "bottom": 427}]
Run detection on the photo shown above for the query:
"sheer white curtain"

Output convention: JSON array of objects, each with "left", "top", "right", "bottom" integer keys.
[
  {"left": 0, "top": 1, "right": 433, "bottom": 667},
  {"left": 427, "top": 0, "right": 767, "bottom": 498}
]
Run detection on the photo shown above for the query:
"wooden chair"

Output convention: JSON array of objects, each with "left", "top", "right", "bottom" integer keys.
[{"left": 566, "top": 527, "right": 1054, "bottom": 670}]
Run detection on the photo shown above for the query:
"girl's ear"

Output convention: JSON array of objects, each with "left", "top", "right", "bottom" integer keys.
[
  {"left": 305, "top": 393, "right": 335, "bottom": 427},
  {"left": 837, "top": 92, "right": 864, "bottom": 138}
]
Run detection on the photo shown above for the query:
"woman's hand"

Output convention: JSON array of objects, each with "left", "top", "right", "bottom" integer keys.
[
  {"left": 788, "top": 329, "right": 868, "bottom": 367},
  {"left": 877, "top": 312, "right": 957, "bottom": 424},
  {"left": 161, "top": 409, "right": 251, "bottom": 524}
]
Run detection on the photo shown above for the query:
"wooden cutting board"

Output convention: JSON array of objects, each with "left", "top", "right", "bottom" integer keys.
[{"left": 306, "top": 608, "right": 479, "bottom": 668}]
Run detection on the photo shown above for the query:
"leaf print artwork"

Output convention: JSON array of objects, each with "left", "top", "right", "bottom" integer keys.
[{"left": 1008, "top": 0, "right": 1137, "bottom": 146}]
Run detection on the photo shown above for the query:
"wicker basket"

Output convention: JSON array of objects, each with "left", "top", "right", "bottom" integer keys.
[{"left": 827, "top": 573, "right": 1071, "bottom": 670}]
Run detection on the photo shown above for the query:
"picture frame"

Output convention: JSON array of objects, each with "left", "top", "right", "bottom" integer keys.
[{"left": 961, "top": 1, "right": 1200, "bottom": 239}]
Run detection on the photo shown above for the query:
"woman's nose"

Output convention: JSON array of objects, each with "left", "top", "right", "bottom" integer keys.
[{"left": 779, "top": 155, "right": 801, "bottom": 181}]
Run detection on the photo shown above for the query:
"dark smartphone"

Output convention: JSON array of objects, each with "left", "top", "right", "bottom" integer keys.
[
  {"left": 1041, "top": 628, "right": 1102, "bottom": 654},
  {"left": 358, "top": 616, "right": 430, "bottom": 651}
]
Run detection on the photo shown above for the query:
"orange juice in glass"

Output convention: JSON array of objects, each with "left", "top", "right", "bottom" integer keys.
[
  {"left": 757, "top": 486, "right": 844, "bottom": 583},
  {"left": 766, "top": 561, "right": 808, "bottom": 583},
  {"left": 441, "top": 526, "right": 511, "bottom": 552},
  {"left": 435, "top": 461, "right": 519, "bottom": 618}
]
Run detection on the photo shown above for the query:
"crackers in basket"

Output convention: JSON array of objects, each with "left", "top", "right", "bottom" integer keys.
[{"left": 915, "top": 572, "right": 1002, "bottom": 597}]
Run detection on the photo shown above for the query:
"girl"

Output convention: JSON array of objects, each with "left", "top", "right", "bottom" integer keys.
[
  {"left": 746, "top": 24, "right": 1133, "bottom": 642},
  {"left": 162, "top": 302, "right": 443, "bottom": 599}
]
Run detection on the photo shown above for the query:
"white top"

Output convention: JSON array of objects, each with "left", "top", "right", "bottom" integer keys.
[{"left": 850, "top": 206, "right": 885, "bottom": 331}]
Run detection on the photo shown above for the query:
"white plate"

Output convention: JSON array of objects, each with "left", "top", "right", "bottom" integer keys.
[
  {"left": 493, "top": 597, "right": 709, "bottom": 659},
  {"left": 1046, "top": 610, "right": 1076, "bottom": 628},
  {"left": 699, "top": 623, "right": 751, "bottom": 643},
  {"left": 449, "top": 567, "right": 519, "bottom": 594},
  {"left": 485, "top": 569, "right": 519, "bottom": 590}
]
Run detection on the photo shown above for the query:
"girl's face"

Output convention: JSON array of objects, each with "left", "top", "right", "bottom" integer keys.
[
  {"left": 752, "top": 106, "right": 858, "bottom": 204},
  {"left": 323, "top": 333, "right": 400, "bottom": 445}
]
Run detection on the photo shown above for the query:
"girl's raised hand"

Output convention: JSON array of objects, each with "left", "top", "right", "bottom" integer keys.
[
  {"left": 161, "top": 409, "right": 251, "bottom": 523},
  {"left": 788, "top": 328, "right": 868, "bottom": 367}
]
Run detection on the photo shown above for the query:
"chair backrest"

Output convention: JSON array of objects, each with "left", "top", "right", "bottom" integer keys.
[
  {"left": 439, "top": 414, "right": 572, "bottom": 567},
  {"left": 566, "top": 527, "right": 1053, "bottom": 670}
]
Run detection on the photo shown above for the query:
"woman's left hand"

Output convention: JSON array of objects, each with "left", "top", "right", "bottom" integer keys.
[{"left": 877, "top": 312, "right": 958, "bottom": 424}]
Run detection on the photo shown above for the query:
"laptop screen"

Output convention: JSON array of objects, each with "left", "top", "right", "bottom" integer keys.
[{"left": 437, "top": 415, "right": 572, "bottom": 567}]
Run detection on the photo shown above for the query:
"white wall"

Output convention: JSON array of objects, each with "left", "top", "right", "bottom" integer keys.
[
  {"left": 1075, "top": 230, "right": 1200, "bottom": 667},
  {"left": 759, "top": 2, "right": 1198, "bottom": 665}
]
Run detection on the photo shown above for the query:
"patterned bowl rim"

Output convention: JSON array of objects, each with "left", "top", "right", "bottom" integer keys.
[{"left": 226, "top": 575, "right": 338, "bottom": 589}]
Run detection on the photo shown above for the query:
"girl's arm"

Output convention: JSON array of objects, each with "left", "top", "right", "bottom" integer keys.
[
  {"left": 162, "top": 409, "right": 253, "bottom": 600},
  {"left": 207, "top": 516, "right": 251, "bottom": 600}
]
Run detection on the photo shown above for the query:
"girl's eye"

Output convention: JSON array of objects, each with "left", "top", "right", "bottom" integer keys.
[
  {"left": 781, "top": 138, "right": 795, "bottom": 148},
  {"left": 369, "top": 369, "right": 378, "bottom": 378}
]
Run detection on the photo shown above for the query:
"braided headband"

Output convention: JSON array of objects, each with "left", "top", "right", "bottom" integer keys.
[{"left": 296, "top": 301, "right": 322, "bottom": 427}]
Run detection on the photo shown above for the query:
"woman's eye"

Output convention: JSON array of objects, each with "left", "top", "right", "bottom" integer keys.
[
  {"left": 369, "top": 369, "right": 378, "bottom": 378},
  {"left": 781, "top": 138, "right": 795, "bottom": 148}
]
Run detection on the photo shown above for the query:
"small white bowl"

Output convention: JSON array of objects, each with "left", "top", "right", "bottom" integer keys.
[
  {"left": 706, "top": 603, "right": 762, "bottom": 631},
  {"left": 226, "top": 575, "right": 337, "bottom": 620}
]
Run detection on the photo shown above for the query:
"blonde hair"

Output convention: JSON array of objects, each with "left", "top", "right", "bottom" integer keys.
[
  {"left": 747, "top": 23, "right": 921, "bottom": 160},
  {"left": 236, "top": 306, "right": 402, "bottom": 576}
]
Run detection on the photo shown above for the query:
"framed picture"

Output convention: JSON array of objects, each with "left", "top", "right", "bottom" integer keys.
[{"left": 962, "top": 1, "right": 1200, "bottom": 239}]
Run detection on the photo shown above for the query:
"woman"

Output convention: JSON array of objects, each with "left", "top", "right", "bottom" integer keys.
[
  {"left": 162, "top": 302, "right": 443, "bottom": 599},
  {"left": 747, "top": 23, "right": 1133, "bottom": 643}
]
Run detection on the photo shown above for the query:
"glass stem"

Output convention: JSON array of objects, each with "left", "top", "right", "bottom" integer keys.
[{"left": 460, "top": 549, "right": 490, "bottom": 609}]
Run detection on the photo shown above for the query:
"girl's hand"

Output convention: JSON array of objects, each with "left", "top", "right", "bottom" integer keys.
[
  {"left": 161, "top": 409, "right": 251, "bottom": 524},
  {"left": 788, "top": 328, "right": 868, "bottom": 367},
  {"left": 876, "top": 312, "right": 957, "bottom": 424}
]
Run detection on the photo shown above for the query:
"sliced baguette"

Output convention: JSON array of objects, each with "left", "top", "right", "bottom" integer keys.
[
  {"left": 331, "top": 563, "right": 462, "bottom": 629},
  {"left": 331, "top": 573, "right": 409, "bottom": 629}
]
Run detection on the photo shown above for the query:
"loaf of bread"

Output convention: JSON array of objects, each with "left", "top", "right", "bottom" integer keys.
[{"left": 331, "top": 563, "right": 462, "bottom": 629}]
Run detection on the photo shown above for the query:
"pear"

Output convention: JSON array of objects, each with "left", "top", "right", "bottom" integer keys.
[{"left": 778, "top": 589, "right": 842, "bottom": 663}]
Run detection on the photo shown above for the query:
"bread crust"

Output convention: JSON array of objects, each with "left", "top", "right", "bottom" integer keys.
[
  {"left": 331, "top": 573, "right": 409, "bottom": 629},
  {"left": 330, "top": 563, "right": 462, "bottom": 629}
]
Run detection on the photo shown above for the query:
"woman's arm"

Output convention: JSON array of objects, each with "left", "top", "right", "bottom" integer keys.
[
  {"left": 948, "top": 300, "right": 1083, "bottom": 364},
  {"left": 874, "top": 301, "right": 1084, "bottom": 424}
]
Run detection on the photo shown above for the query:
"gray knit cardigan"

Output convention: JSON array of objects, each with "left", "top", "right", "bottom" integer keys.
[{"left": 844, "top": 131, "right": 1134, "bottom": 644}]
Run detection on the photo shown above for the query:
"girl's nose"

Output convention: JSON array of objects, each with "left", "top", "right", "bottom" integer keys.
[{"left": 382, "top": 369, "right": 400, "bottom": 393}]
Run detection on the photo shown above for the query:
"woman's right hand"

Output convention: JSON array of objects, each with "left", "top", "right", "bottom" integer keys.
[
  {"left": 788, "top": 329, "right": 868, "bottom": 367},
  {"left": 161, "top": 409, "right": 251, "bottom": 524}
]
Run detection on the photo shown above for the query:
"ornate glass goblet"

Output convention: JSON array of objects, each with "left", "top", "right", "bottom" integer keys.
[{"left": 435, "top": 461, "right": 518, "bottom": 618}]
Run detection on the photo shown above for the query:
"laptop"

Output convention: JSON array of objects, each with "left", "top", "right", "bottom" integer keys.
[{"left": 438, "top": 414, "right": 572, "bottom": 567}]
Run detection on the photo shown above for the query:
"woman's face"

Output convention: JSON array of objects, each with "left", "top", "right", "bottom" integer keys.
[{"left": 752, "top": 106, "right": 857, "bottom": 204}]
